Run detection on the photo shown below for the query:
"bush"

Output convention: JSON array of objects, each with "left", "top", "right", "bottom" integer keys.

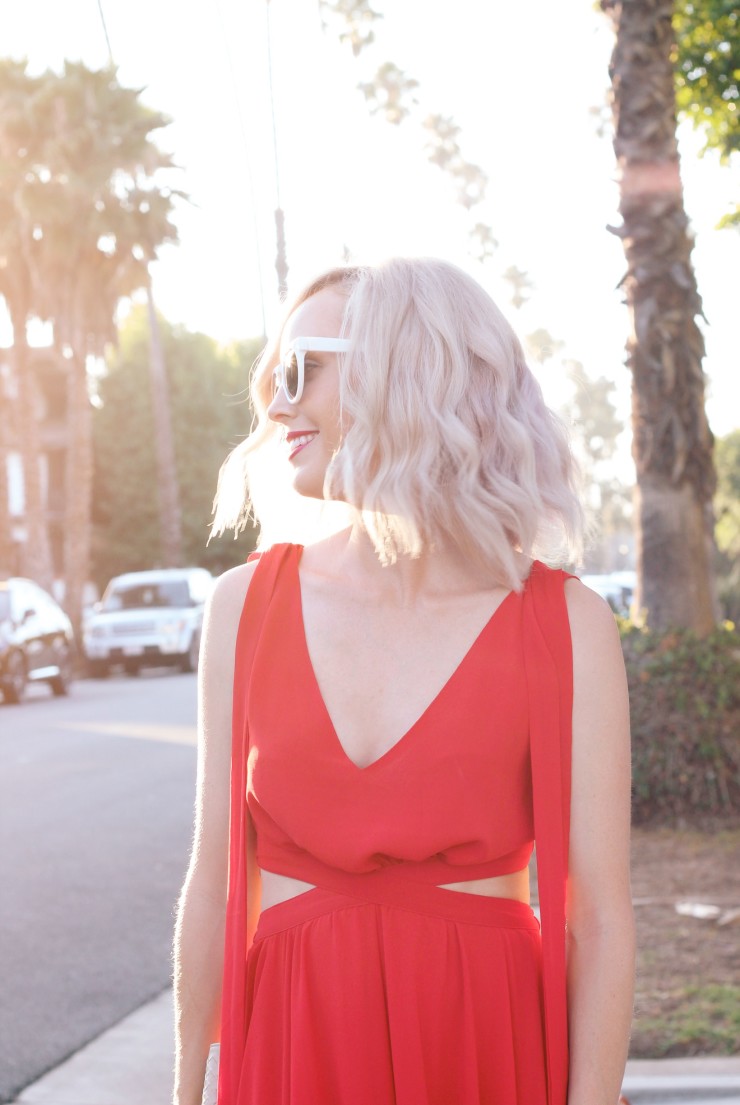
[{"left": 620, "top": 621, "right": 740, "bottom": 826}]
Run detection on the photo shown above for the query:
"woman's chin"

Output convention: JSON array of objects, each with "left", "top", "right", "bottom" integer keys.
[
  {"left": 290, "top": 470, "right": 327, "bottom": 501},
  {"left": 291, "top": 477, "right": 351, "bottom": 514}
]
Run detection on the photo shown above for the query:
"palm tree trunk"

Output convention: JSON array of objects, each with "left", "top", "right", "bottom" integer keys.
[
  {"left": 146, "top": 279, "right": 182, "bottom": 566},
  {"left": 0, "top": 388, "right": 15, "bottom": 571},
  {"left": 10, "top": 310, "right": 55, "bottom": 589},
  {"left": 62, "top": 341, "right": 94, "bottom": 644},
  {"left": 602, "top": 0, "right": 717, "bottom": 634}
]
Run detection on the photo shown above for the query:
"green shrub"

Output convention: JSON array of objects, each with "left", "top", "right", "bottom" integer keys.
[{"left": 619, "top": 621, "right": 740, "bottom": 826}]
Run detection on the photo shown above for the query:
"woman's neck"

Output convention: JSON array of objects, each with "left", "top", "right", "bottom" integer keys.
[{"left": 312, "top": 524, "right": 521, "bottom": 606}]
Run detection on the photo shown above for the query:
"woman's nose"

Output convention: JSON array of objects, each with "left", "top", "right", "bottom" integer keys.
[{"left": 267, "top": 383, "right": 295, "bottom": 423}]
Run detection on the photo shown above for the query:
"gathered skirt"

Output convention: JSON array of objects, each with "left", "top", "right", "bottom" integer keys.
[{"left": 237, "top": 866, "right": 548, "bottom": 1105}]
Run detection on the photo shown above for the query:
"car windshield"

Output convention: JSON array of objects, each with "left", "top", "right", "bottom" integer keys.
[{"left": 102, "top": 580, "right": 191, "bottom": 612}]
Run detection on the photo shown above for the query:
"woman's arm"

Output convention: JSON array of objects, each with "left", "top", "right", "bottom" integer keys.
[
  {"left": 564, "top": 580, "right": 636, "bottom": 1105},
  {"left": 172, "top": 561, "right": 260, "bottom": 1105}
]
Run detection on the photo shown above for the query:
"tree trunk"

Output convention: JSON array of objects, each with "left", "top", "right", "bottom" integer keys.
[
  {"left": 146, "top": 280, "right": 182, "bottom": 566},
  {"left": 636, "top": 478, "right": 714, "bottom": 627},
  {"left": 62, "top": 343, "right": 94, "bottom": 645},
  {"left": 9, "top": 311, "right": 55, "bottom": 589},
  {"left": 602, "top": 0, "right": 717, "bottom": 634},
  {"left": 0, "top": 386, "right": 15, "bottom": 572}
]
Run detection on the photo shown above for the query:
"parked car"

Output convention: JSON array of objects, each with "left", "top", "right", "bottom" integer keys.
[
  {"left": 0, "top": 577, "right": 75, "bottom": 704},
  {"left": 83, "top": 567, "right": 214, "bottom": 677}
]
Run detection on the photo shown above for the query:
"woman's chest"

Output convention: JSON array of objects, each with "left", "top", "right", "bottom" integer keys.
[
  {"left": 298, "top": 587, "right": 521, "bottom": 770},
  {"left": 251, "top": 579, "right": 527, "bottom": 777},
  {"left": 248, "top": 621, "right": 532, "bottom": 865}
]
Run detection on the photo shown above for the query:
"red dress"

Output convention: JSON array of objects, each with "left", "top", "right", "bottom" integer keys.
[{"left": 218, "top": 544, "right": 574, "bottom": 1105}]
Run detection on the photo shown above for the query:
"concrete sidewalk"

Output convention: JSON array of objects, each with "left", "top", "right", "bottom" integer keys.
[
  {"left": 622, "top": 1058, "right": 740, "bottom": 1105},
  {"left": 12, "top": 988, "right": 740, "bottom": 1105},
  {"left": 11, "top": 990, "right": 174, "bottom": 1105}
]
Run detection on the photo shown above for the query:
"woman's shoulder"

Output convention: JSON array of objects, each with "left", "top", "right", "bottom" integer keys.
[
  {"left": 208, "top": 542, "right": 305, "bottom": 622},
  {"left": 564, "top": 574, "right": 616, "bottom": 621},
  {"left": 528, "top": 561, "right": 620, "bottom": 647},
  {"left": 530, "top": 561, "right": 613, "bottom": 611},
  {"left": 204, "top": 560, "right": 262, "bottom": 643},
  {"left": 211, "top": 558, "right": 260, "bottom": 603},
  {"left": 563, "top": 575, "right": 623, "bottom": 665}
]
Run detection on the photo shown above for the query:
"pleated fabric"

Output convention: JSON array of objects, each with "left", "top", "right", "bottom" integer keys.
[
  {"left": 239, "top": 874, "right": 547, "bottom": 1105},
  {"left": 217, "top": 545, "right": 575, "bottom": 1105}
]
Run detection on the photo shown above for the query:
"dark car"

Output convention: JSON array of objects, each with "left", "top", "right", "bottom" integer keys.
[{"left": 0, "top": 577, "right": 75, "bottom": 704}]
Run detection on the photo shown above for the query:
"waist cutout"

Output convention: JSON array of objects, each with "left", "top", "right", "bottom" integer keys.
[
  {"left": 255, "top": 859, "right": 540, "bottom": 942},
  {"left": 257, "top": 842, "right": 534, "bottom": 892}
]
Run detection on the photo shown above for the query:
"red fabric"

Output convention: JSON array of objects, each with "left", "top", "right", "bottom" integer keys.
[
  {"left": 218, "top": 544, "right": 574, "bottom": 1105},
  {"left": 248, "top": 544, "right": 535, "bottom": 884},
  {"left": 241, "top": 874, "right": 547, "bottom": 1105},
  {"left": 523, "top": 562, "right": 575, "bottom": 1105},
  {"left": 217, "top": 547, "right": 283, "bottom": 1102}
]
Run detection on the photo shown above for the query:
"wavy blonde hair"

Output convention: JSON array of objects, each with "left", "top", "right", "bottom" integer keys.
[{"left": 212, "top": 257, "right": 583, "bottom": 588}]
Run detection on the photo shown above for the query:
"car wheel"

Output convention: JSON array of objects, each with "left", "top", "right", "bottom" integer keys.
[
  {"left": 2, "top": 651, "right": 27, "bottom": 704},
  {"left": 180, "top": 633, "right": 200, "bottom": 674},
  {"left": 50, "top": 649, "right": 73, "bottom": 696},
  {"left": 124, "top": 659, "right": 141, "bottom": 676},
  {"left": 89, "top": 659, "right": 110, "bottom": 679}
]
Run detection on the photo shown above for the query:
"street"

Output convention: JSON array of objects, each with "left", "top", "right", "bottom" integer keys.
[{"left": 0, "top": 671, "right": 198, "bottom": 1104}]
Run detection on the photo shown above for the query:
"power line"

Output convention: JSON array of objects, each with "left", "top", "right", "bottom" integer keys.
[
  {"left": 95, "top": 0, "right": 114, "bottom": 65},
  {"left": 265, "top": 0, "right": 282, "bottom": 211},
  {"left": 265, "top": 0, "right": 288, "bottom": 298}
]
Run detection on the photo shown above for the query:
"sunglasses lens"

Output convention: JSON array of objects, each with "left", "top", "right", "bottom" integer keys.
[{"left": 284, "top": 351, "right": 299, "bottom": 400}]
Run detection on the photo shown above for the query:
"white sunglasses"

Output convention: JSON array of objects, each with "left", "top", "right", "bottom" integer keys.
[{"left": 271, "top": 337, "right": 351, "bottom": 404}]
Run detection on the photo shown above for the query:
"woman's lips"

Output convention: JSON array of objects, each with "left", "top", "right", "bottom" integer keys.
[{"left": 288, "top": 433, "right": 318, "bottom": 460}]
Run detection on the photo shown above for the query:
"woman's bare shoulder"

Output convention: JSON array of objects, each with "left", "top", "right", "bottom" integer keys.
[
  {"left": 204, "top": 560, "right": 261, "bottom": 647},
  {"left": 564, "top": 576, "right": 625, "bottom": 671},
  {"left": 211, "top": 558, "right": 260, "bottom": 603},
  {"left": 564, "top": 575, "right": 619, "bottom": 627}
]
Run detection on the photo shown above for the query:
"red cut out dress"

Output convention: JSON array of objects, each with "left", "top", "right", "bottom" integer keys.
[{"left": 217, "top": 544, "right": 574, "bottom": 1105}]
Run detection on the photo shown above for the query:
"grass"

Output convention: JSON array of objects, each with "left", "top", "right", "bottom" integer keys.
[
  {"left": 629, "top": 828, "right": 740, "bottom": 1058},
  {"left": 632, "top": 984, "right": 740, "bottom": 1058}
]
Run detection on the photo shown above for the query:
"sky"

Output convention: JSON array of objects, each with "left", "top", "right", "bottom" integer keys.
[{"left": 2, "top": 0, "right": 739, "bottom": 451}]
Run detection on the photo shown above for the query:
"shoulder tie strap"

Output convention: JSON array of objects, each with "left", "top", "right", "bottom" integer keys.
[
  {"left": 522, "top": 562, "right": 575, "bottom": 1105},
  {"left": 218, "top": 543, "right": 297, "bottom": 1104}
]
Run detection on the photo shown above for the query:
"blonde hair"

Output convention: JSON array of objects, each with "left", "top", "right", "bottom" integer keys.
[{"left": 212, "top": 257, "right": 583, "bottom": 588}]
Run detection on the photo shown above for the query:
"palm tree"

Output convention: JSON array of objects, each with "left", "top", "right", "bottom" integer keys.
[
  {"left": 0, "top": 60, "right": 182, "bottom": 637},
  {"left": 35, "top": 63, "right": 182, "bottom": 636},
  {"left": 601, "top": 0, "right": 717, "bottom": 633},
  {"left": 0, "top": 379, "right": 15, "bottom": 571},
  {"left": 0, "top": 60, "right": 55, "bottom": 588}
]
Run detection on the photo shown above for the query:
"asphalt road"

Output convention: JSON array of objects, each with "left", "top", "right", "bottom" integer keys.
[{"left": 0, "top": 670, "right": 198, "bottom": 1103}]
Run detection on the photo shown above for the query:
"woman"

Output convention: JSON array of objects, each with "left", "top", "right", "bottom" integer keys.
[{"left": 173, "top": 258, "right": 635, "bottom": 1105}]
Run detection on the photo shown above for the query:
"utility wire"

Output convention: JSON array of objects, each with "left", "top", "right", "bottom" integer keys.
[
  {"left": 265, "top": 0, "right": 282, "bottom": 211},
  {"left": 265, "top": 0, "right": 288, "bottom": 298},
  {"left": 95, "top": 0, "right": 114, "bottom": 65}
]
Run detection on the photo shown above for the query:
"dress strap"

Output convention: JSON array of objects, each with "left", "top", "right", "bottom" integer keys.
[
  {"left": 522, "top": 561, "right": 576, "bottom": 1105},
  {"left": 218, "top": 543, "right": 298, "bottom": 1105}
]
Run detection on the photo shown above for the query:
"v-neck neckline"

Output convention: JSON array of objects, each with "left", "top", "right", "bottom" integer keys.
[{"left": 294, "top": 547, "right": 520, "bottom": 772}]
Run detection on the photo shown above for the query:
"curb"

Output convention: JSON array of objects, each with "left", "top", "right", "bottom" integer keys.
[
  {"left": 12, "top": 990, "right": 173, "bottom": 1105},
  {"left": 622, "top": 1059, "right": 740, "bottom": 1104}
]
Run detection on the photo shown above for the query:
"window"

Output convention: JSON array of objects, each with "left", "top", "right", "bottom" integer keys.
[{"left": 103, "top": 580, "right": 192, "bottom": 612}]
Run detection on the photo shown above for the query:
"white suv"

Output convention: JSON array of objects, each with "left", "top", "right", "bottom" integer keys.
[{"left": 84, "top": 567, "right": 214, "bottom": 677}]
